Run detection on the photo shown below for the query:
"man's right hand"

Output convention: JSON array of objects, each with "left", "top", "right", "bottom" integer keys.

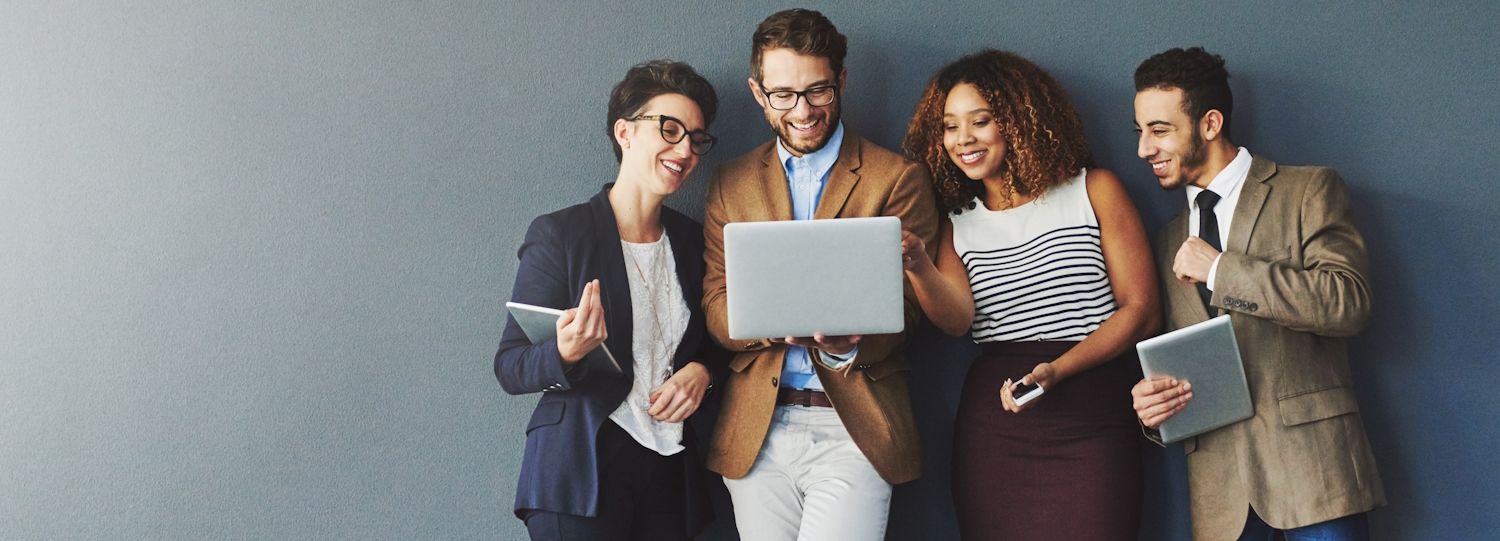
[
  {"left": 556, "top": 279, "right": 608, "bottom": 364},
  {"left": 1131, "top": 377, "right": 1193, "bottom": 428}
]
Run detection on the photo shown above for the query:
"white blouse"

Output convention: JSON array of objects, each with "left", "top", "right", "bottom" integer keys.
[{"left": 608, "top": 233, "right": 690, "bottom": 456}]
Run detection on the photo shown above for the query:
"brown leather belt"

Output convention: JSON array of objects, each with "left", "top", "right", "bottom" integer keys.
[{"left": 776, "top": 387, "right": 833, "bottom": 408}]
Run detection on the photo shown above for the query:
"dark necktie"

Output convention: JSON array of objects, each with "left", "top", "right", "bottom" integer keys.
[{"left": 1195, "top": 190, "right": 1222, "bottom": 313}]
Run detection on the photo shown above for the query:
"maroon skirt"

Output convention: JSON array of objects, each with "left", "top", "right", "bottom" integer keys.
[{"left": 951, "top": 341, "right": 1143, "bottom": 541}]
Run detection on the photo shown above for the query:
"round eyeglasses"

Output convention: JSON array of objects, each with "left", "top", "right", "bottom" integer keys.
[
  {"left": 627, "top": 114, "right": 716, "bottom": 156},
  {"left": 760, "top": 84, "right": 839, "bottom": 111}
]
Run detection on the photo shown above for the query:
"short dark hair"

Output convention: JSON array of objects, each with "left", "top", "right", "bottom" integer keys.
[
  {"left": 605, "top": 60, "right": 718, "bottom": 162},
  {"left": 1134, "top": 47, "right": 1233, "bottom": 140},
  {"left": 750, "top": 9, "right": 847, "bottom": 83}
]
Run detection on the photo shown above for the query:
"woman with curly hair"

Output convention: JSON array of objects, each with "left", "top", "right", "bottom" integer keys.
[{"left": 899, "top": 50, "right": 1160, "bottom": 540}]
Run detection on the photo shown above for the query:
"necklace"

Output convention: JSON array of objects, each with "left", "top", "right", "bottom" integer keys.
[{"left": 623, "top": 236, "right": 678, "bottom": 410}]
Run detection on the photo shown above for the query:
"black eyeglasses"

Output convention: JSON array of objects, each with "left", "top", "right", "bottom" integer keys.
[
  {"left": 628, "top": 114, "right": 716, "bottom": 155},
  {"left": 760, "top": 84, "right": 839, "bottom": 110}
]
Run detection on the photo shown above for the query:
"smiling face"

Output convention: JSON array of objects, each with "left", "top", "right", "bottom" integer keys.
[
  {"left": 615, "top": 93, "right": 704, "bottom": 196},
  {"left": 750, "top": 48, "right": 844, "bottom": 156},
  {"left": 942, "top": 82, "right": 1008, "bottom": 183},
  {"left": 1134, "top": 86, "right": 1210, "bottom": 190}
]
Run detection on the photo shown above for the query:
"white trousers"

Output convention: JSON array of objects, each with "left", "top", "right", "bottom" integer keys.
[{"left": 723, "top": 405, "right": 893, "bottom": 541}]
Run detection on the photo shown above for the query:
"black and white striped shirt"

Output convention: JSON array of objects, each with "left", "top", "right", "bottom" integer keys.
[{"left": 951, "top": 170, "right": 1116, "bottom": 343}]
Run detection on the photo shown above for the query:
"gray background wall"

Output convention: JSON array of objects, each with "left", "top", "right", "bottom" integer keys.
[{"left": 3, "top": 1, "right": 1496, "bottom": 539}]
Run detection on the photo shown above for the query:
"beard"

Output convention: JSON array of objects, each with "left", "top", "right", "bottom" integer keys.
[
  {"left": 1163, "top": 128, "right": 1209, "bottom": 190},
  {"left": 766, "top": 100, "right": 842, "bottom": 156}
]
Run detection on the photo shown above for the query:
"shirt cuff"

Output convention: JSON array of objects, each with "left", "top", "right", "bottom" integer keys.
[
  {"left": 1207, "top": 254, "right": 1223, "bottom": 291},
  {"left": 816, "top": 345, "right": 859, "bottom": 370}
]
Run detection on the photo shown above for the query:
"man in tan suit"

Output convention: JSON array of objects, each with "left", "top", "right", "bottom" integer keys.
[
  {"left": 1129, "top": 47, "right": 1385, "bottom": 540},
  {"left": 701, "top": 9, "right": 937, "bottom": 541}
]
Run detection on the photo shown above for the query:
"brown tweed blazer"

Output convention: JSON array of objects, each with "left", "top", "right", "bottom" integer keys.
[
  {"left": 701, "top": 132, "right": 938, "bottom": 484},
  {"left": 1155, "top": 155, "right": 1385, "bottom": 539}
]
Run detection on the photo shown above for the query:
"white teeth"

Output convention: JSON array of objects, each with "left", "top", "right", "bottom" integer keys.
[
  {"left": 791, "top": 120, "right": 817, "bottom": 130},
  {"left": 959, "top": 150, "right": 985, "bottom": 164},
  {"left": 662, "top": 161, "right": 683, "bottom": 173}
]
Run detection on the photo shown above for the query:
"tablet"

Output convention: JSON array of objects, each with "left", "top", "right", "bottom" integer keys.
[
  {"left": 1136, "top": 315, "right": 1253, "bottom": 443},
  {"left": 506, "top": 301, "right": 623, "bottom": 377},
  {"left": 723, "top": 216, "right": 905, "bottom": 340}
]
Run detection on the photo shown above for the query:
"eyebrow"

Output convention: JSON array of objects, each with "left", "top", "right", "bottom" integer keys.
[
  {"left": 763, "top": 80, "right": 835, "bottom": 92},
  {"left": 944, "top": 108, "right": 994, "bottom": 118},
  {"left": 1136, "top": 120, "right": 1173, "bottom": 128}
]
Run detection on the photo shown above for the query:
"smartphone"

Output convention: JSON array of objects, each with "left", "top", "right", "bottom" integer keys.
[{"left": 1011, "top": 380, "right": 1045, "bottom": 407}]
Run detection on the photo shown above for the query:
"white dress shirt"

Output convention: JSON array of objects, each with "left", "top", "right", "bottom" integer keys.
[{"left": 1186, "top": 147, "right": 1252, "bottom": 291}]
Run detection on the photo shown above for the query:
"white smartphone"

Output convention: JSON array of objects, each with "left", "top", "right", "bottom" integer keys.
[{"left": 1011, "top": 380, "right": 1045, "bottom": 407}]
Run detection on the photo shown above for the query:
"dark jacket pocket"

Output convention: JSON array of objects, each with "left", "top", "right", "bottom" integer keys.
[
  {"left": 526, "top": 401, "right": 565, "bottom": 434},
  {"left": 1278, "top": 386, "right": 1359, "bottom": 426}
]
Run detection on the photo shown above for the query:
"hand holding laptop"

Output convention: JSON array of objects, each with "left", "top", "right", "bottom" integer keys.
[{"left": 773, "top": 332, "right": 861, "bottom": 356}]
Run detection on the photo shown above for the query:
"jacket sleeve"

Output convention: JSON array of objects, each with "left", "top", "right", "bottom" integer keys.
[
  {"left": 494, "top": 214, "right": 583, "bottom": 394},
  {"left": 702, "top": 166, "right": 774, "bottom": 354},
  {"left": 848, "top": 160, "right": 940, "bottom": 366},
  {"left": 1211, "top": 169, "right": 1373, "bottom": 337}
]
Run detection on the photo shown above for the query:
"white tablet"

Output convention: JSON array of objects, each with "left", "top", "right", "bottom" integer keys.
[
  {"left": 1136, "top": 315, "right": 1253, "bottom": 443},
  {"left": 723, "top": 216, "right": 904, "bottom": 340}
]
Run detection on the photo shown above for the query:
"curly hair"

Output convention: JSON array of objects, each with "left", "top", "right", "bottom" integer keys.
[
  {"left": 606, "top": 59, "right": 718, "bottom": 163},
  {"left": 903, "top": 50, "right": 1093, "bottom": 214},
  {"left": 1134, "top": 47, "right": 1233, "bottom": 141}
]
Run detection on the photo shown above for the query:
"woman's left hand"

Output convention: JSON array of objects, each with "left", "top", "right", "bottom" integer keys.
[
  {"left": 649, "top": 361, "right": 710, "bottom": 423},
  {"left": 1000, "top": 362, "right": 1057, "bottom": 413}
]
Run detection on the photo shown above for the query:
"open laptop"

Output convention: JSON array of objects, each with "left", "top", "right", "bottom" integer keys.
[
  {"left": 724, "top": 216, "right": 904, "bottom": 340},
  {"left": 1136, "top": 314, "right": 1253, "bottom": 443}
]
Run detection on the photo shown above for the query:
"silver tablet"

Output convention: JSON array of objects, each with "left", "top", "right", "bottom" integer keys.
[
  {"left": 1136, "top": 315, "right": 1253, "bottom": 443},
  {"left": 505, "top": 301, "right": 623, "bottom": 377},
  {"left": 723, "top": 216, "right": 904, "bottom": 340}
]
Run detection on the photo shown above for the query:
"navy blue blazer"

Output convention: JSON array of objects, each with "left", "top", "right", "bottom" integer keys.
[{"left": 494, "top": 186, "right": 720, "bottom": 533}]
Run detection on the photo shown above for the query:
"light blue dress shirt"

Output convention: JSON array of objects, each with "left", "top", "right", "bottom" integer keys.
[{"left": 774, "top": 122, "right": 858, "bottom": 391}]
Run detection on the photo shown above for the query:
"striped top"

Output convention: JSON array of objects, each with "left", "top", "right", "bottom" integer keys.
[{"left": 950, "top": 169, "right": 1115, "bottom": 343}]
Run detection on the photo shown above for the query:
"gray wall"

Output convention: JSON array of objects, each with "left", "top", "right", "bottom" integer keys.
[{"left": 3, "top": 1, "right": 1495, "bottom": 539}]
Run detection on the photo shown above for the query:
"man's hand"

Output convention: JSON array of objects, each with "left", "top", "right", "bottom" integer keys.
[
  {"left": 648, "top": 362, "right": 710, "bottom": 423},
  {"left": 776, "top": 333, "right": 861, "bottom": 356},
  {"left": 1173, "top": 237, "right": 1219, "bottom": 284},
  {"left": 555, "top": 279, "right": 607, "bottom": 364},
  {"left": 1131, "top": 377, "right": 1193, "bottom": 428}
]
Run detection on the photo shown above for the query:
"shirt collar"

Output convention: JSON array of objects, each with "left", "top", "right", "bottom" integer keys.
[
  {"left": 1187, "top": 147, "right": 1252, "bottom": 209},
  {"left": 776, "top": 122, "right": 845, "bottom": 178}
]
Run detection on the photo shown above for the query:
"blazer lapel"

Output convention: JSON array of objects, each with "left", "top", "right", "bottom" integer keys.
[
  {"left": 1225, "top": 156, "right": 1276, "bottom": 255},
  {"left": 589, "top": 188, "right": 634, "bottom": 381},
  {"left": 1164, "top": 210, "right": 1213, "bottom": 322},
  {"left": 757, "top": 144, "right": 794, "bottom": 221},
  {"left": 814, "top": 133, "right": 861, "bottom": 219}
]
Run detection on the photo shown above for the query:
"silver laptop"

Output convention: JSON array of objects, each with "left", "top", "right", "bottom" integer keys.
[
  {"left": 724, "top": 216, "right": 904, "bottom": 340},
  {"left": 1136, "top": 315, "right": 1253, "bottom": 443}
]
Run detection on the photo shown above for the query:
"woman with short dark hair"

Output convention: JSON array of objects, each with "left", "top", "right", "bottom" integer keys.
[{"left": 494, "top": 59, "right": 722, "bottom": 541}]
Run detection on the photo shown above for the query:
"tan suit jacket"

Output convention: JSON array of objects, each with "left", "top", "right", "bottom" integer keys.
[
  {"left": 701, "top": 132, "right": 938, "bottom": 484},
  {"left": 1155, "top": 156, "right": 1385, "bottom": 539}
]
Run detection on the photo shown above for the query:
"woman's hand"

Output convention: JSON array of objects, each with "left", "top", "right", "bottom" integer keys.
[
  {"left": 901, "top": 229, "right": 932, "bottom": 272},
  {"left": 555, "top": 279, "right": 608, "bottom": 364},
  {"left": 999, "top": 362, "right": 1057, "bottom": 413},
  {"left": 649, "top": 361, "right": 710, "bottom": 423}
]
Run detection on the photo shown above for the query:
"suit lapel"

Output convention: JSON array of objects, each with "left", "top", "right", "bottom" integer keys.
[
  {"left": 814, "top": 133, "right": 861, "bottom": 219},
  {"left": 1164, "top": 210, "right": 1213, "bottom": 322},
  {"left": 1225, "top": 156, "right": 1276, "bottom": 255},
  {"left": 589, "top": 188, "right": 634, "bottom": 381},
  {"left": 757, "top": 145, "right": 794, "bottom": 221}
]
